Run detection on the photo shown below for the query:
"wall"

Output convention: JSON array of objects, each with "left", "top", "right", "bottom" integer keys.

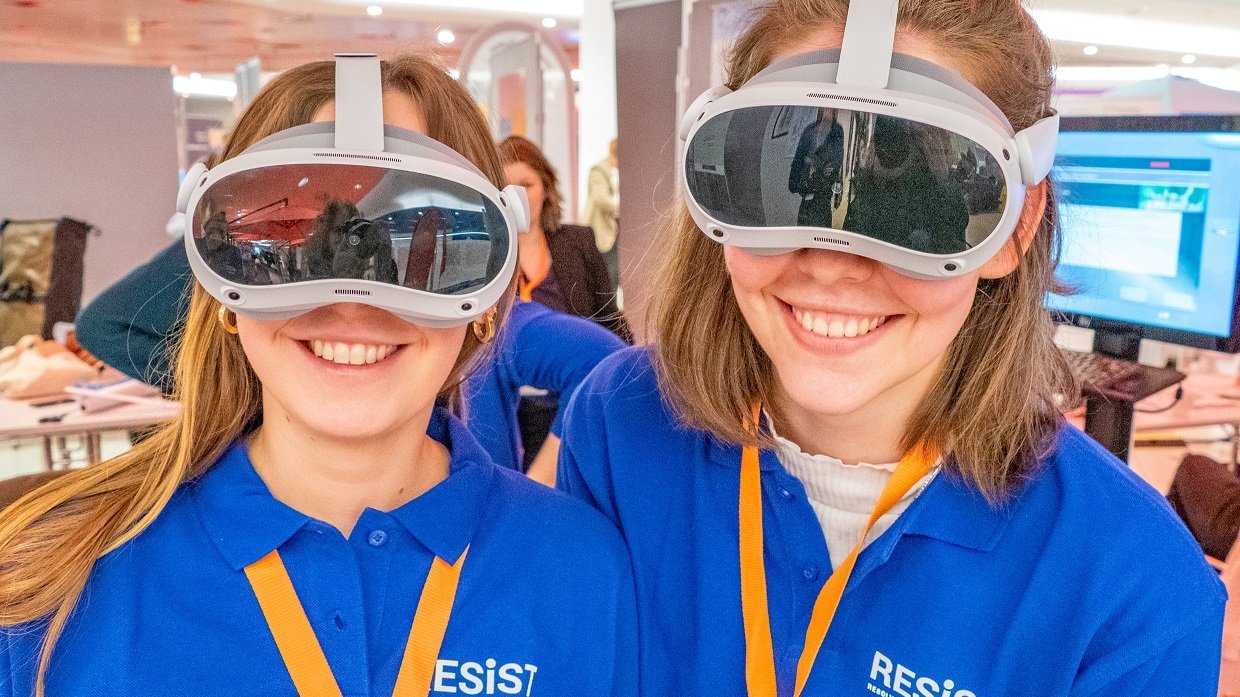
[
  {"left": 0, "top": 62, "right": 179, "bottom": 305},
  {"left": 614, "top": 0, "right": 683, "bottom": 340}
]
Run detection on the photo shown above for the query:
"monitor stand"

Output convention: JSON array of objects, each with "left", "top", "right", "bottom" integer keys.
[
  {"left": 1082, "top": 329, "right": 1187, "bottom": 463},
  {"left": 1083, "top": 330, "right": 1142, "bottom": 463}
]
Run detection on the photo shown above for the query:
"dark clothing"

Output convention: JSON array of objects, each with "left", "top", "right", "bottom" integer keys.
[
  {"left": 519, "top": 223, "right": 631, "bottom": 468},
  {"left": 75, "top": 241, "right": 191, "bottom": 393},
  {"left": 542, "top": 224, "right": 631, "bottom": 344},
  {"left": 789, "top": 120, "right": 845, "bottom": 228},
  {"left": 1168, "top": 454, "right": 1240, "bottom": 560}
]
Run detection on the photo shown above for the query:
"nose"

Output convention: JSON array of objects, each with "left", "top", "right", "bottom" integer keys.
[{"left": 793, "top": 247, "right": 877, "bottom": 285}]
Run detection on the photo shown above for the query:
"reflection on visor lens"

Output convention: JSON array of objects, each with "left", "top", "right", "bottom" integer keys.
[
  {"left": 685, "top": 106, "right": 1007, "bottom": 254},
  {"left": 193, "top": 163, "right": 509, "bottom": 295}
]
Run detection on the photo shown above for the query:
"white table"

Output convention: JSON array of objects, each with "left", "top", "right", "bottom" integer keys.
[{"left": 0, "top": 394, "right": 179, "bottom": 468}]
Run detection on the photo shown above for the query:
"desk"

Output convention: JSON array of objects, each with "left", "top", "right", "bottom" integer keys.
[
  {"left": 1134, "top": 372, "right": 1240, "bottom": 466},
  {"left": 0, "top": 395, "right": 179, "bottom": 469}
]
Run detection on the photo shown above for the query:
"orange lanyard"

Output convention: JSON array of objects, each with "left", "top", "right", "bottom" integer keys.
[
  {"left": 518, "top": 270, "right": 546, "bottom": 302},
  {"left": 740, "top": 414, "right": 936, "bottom": 696},
  {"left": 244, "top": 546, "right": 468, "bottom": 697}
]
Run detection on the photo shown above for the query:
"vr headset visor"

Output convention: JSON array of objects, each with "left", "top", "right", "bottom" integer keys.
[
  {"left": 178, "top": 55, "right": 529, "bottom": 326},
  {"left": 679, "top": 1, "right": 1058, "bottom": 279}
]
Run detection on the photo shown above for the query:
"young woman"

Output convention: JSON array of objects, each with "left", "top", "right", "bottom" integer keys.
[
  {"left": 0, "top": 55, "right": 635, "bottom": 697},
  {"left": 558, "top": 1, "right": 1223, "bottom": 695}
]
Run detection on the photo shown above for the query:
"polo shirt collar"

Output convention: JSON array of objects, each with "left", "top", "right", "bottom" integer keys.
[
  {"left": 710, "top": 436, "right": 1014, "bottom": 552},
  {"left": 386, "top": 408, "right": 496, "bottom": 564},
  {"left": 193, "top": 407, "right": 497, "bottom": 571},
  {"left": 192, "top": 440, "right": 313, "bottom": 571},
  {"left": 879, "top": 464, "right": 1015, "bottom": 553}
]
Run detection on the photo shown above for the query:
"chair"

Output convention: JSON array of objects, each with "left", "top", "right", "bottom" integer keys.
[{"left": 0, "top": 470, "right": 67, "bottom": 511}]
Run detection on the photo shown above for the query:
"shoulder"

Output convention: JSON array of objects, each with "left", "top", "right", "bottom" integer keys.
[
  {"left": 1031, "top": 426, "right": 1211, "bottom": 567},
  {"left": 514, "top": 301, "right": 624, "bottom": 348},
  {"left": 548, "top": 224, "right": 597, "bottom": 253},
  {"left": 1015, "top": 427, "right": 1225, "bottom": 646},
  {"left": 567, "top": 346, "right": 666, "bottom": 417},
  {"left": 486, "top": 468, "right": 631, "bottom": 575}
]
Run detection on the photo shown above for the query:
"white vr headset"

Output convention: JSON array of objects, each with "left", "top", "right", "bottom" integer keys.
[
  {"left": 177, "top": 53, "right": 530, "bottom": 326},
  {"left": 678, "top": 0, "right": 1059, "bottom": 279}
]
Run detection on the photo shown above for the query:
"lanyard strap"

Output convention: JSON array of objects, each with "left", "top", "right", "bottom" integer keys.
[
  {"left": 518, "top": 271, "right": 544, "bottom": 302},
  {"left": 245, "top": 546, "right": 469, "bottom": 697},
  {"left": 739, "top": 413, "right": 936, "bottom": 697}
]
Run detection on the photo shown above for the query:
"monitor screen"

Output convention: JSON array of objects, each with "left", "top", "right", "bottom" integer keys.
[{"left": 1047, "top": 116, "right": 1240, "bottom": 352}]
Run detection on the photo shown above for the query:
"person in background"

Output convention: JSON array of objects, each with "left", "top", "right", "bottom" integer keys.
[
  {"left": 0, "top": 55, "right": 636, "bottom": 696},
  {"left": 498, "top": 135, "right": 631, "bottom": 469},
  {"left": 584, "top": 138, "right": 621, "bottom": 291},
  {"left": 557, "top": 0, "right": 1224, "bottom": 694},
  {"left": 464, "top": 299, "right": 624, "bottom": 487},
  {"left": 496, "top": 135, "right": 628, "bottom": 340}
]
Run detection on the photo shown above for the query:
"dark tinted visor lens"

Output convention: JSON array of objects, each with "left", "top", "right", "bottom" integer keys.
[
  {"left": 193, "top": 163, "right": 509, "bottom": 295},
  {"left": 685, "top": 106, "right": 1007, "bottom": 255}
]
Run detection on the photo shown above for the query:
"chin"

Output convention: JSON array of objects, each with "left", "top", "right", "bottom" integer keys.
[{"left": 775, "top": 369, "right": 875, "bottom": 416}]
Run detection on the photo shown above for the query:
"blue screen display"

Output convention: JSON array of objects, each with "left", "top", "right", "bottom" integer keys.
[{"left": 1047, "top": 130, "right": 1240, "bottom": 339}]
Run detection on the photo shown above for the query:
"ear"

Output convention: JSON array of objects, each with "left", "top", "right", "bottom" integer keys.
[{"left": 978, "top": 180, "right": 1048, "bottom": 279}]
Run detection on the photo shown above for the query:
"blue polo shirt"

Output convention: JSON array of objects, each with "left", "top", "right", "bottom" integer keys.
[
  {"left": 559, "top": 347, "right": 1225, "bottom": 696},
  {"left": 464, "top": 300, "right": 625, "bottom": 470},
  {"left": 2, "top": 408, "right": 637, "bottom": 697}
]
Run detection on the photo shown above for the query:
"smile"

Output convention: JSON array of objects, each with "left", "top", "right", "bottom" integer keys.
[
  {"left": 307, "top": 340, "right": 400, "bottom": 366},
  {"left": 790, "top": 306, "right": 889, "bottom": 339}
]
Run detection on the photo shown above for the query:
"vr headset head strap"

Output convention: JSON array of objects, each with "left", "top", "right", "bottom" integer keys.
[
  {"left": 334, "top": 53, "right": 385, "bottom": 153},
  {"left": 837, "top": 0, "right": 899, "bottom": 89}
]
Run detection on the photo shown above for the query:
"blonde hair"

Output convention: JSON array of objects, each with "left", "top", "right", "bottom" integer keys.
[
  {"left": 650, "top": 0, "right": 1075, "bottom": 501},
  {"left": 0, "top": 54, "right": 510, "bottom": 695}
]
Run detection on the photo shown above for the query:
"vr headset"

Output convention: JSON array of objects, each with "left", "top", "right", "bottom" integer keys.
[
  {"left": 678, "top": 0, "right": 1059, "bottom": 279},
  {"left": 177, "top": 54, "right": 530, "bottom": 326}
]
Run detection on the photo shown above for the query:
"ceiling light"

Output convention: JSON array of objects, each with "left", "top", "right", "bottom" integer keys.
[
  {"left": 1182, "top": 54, "right": 1198, "bottom": 65},
  {"left": 542, "top": 17, "right": 557, "bottom": 28},
  {"left": 1032, "top": 9, "right": 1240, "bottom": 59},
  {"left": 570, "top": 68, "right": 582, "bottom": 82},
  {"left": 437, "top": 28, "right": 456, "bottom": 44},
  {"left": 366, "top": 5, "right": 383, "bottom": 16},
  {"left": 1082, "top": 45, "right": 1098, "bottom": 57},
  {"left": 1054, "top": 65, "right": 1172, "bottom": 84},
  {"left": 338, "top": 0, "right": 582, "bottom": 17},
  {"left": 172, "top": 75, "right": 238, "bottom": 99}
]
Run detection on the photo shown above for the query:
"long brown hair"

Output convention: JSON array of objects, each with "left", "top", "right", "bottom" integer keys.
[
  {"left": 497, "top": 135, "right": 564, "bottom": 231},
  {"left": 0, "top": 54, "right": 509, "bottom": 695},
  {"left": 650, "top": 0, "right": 1075, "bottom": 501}
]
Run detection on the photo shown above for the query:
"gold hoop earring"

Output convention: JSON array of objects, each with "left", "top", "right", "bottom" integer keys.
[
  {"left": 218, "top": 306, "right": 239, "bottom": 335},
  {"left": 470, "top": 311, "right": 496, "bottom": 344}
]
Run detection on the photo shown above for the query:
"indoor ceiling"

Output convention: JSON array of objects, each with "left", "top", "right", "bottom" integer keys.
[
  {"left": 3, "top": 1, "right": 1240, "bottom": 79},
  {"left": 0, "top": 0, "right": 580, "bottom": 74}
]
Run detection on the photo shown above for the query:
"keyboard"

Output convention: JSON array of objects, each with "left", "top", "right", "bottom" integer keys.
[
  {"left": 1062, "top": 349, "right": 1188, "bottom": 404},
  {"left": 1066, "top": 347, "right": 1140, "bottom": 391}
]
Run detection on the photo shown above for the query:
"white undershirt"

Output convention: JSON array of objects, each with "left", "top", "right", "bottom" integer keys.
[{"left": 769, "top": 422, "right": 938, "bottom": 569}]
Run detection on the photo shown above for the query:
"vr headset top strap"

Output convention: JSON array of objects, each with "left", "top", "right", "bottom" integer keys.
[
  {"left": 837, "top": 0, "right": 899, "bottom": 89},
  {"left": 334, "top": 53, "right": 385, "bottom": 153}
]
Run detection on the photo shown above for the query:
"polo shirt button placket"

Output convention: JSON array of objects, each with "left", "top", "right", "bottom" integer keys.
[
  {"left": 778, "top": 487, "right": 795, "bottom": 501},
  {"left": 802, "top": 564, "right": 820, "bottom": 582},
  {"left": 368, "top": 530, "right": 388, "bottom": 547}
]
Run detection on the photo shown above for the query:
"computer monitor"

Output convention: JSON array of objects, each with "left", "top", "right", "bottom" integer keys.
[{"left": 1048, "top": 115, "right": 1240, "bottom": 355}]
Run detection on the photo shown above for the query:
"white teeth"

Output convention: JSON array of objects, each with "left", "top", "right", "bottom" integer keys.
[
  {"left": 791, "top": 307, "right": 888, "bottom": 339},
  {"left": 307, "top": 340, "right": 398, "bottom": 366}
]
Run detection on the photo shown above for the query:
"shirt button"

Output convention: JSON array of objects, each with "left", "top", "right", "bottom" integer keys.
[
  {"left": 778, "top": 487, "right": 795, "bottom": 501},
  {"left": 802, "top": 565, "right": 820, "bottom": 581},
  {"left": 368, "top": 530, "right": 388, "bottom": 547}
]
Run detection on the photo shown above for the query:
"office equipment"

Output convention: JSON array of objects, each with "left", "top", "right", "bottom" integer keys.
[{"left": 1050, "top": 115, "right": 1240, "bottom": 459}]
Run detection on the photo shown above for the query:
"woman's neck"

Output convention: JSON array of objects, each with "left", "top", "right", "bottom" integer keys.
[
  {"left": 771, "top": 375, "right": 940, "bottom": 465},
  {"left": 518, "top": 226, "right": 551, "bottom": 281},
  {"left": 247, "top": 402, "right": 449, "bottom": 538}
]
